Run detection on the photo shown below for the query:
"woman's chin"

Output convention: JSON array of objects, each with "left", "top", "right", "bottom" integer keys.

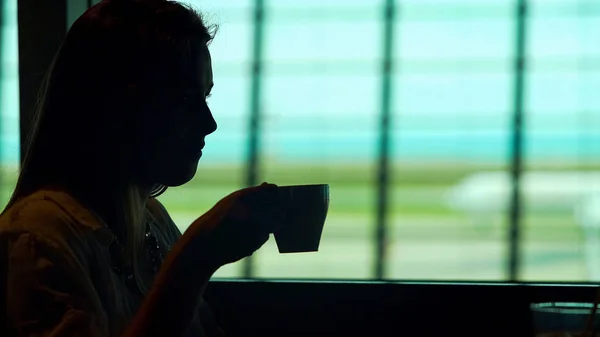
[{"left": 158, "top": 161, "right": 199, "bottom": 187}]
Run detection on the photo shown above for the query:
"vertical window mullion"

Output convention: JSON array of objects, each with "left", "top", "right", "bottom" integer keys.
[
  {"left": 375, "top": 0, "right": 396, "bottom": 280},
  {"left": 242, "top": 0, "right": 266, "bottom": 279},
  {"left": 507, "top": 0, "right": 528, "bottom": 281}
]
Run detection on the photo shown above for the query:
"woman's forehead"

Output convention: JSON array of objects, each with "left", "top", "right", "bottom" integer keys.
[
  {"left": 155, "top": 48, "right": 211, "bottom": 90},
  {"left": 188, "top": 49, "right": 212, "bottom": 90}
]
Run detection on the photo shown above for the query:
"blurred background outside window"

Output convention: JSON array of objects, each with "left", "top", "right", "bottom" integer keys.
[{"left": 3, "top": 0, "right": 600, "bottom": 281}]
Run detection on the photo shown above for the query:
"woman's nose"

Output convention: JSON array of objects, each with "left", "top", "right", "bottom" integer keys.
[{"left": 204, "top": 109, "right": 217, "bottom": 135}]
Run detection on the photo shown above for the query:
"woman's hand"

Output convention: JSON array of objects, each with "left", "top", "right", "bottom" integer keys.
[{"left": 186, "top": 182, "right": 285, "bottom": 268}]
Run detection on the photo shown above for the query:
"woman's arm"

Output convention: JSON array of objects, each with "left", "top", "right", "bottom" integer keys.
[
  {"left": 123, "top": 223, "right": 217, "bottom": 337},
  {"left": 143, "top": 198, "right": 226, "bottom": 337},
  {"left": 130, "top": 184, "right": 282, "bottom": 337}
]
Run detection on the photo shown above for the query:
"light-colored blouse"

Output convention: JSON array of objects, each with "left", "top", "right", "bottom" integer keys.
[{"left": 0, "top": 189, "right": 222, "bottom": 337}]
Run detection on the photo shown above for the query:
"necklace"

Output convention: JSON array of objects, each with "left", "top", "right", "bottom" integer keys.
[
  {"left": 110, "top": 221, "right": 165, "bottom": 294},
  {"left": 145, "top": 221, "right": 165, "bottom": 275}
]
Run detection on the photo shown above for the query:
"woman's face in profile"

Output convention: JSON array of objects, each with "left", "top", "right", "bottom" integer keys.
[{"left": 139, "top": 46, "right": 217, "bottom": 187}]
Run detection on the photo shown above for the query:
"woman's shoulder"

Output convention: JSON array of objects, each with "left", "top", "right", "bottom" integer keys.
[{"left": 0, "top": 189, "right": 105, "bottom": 248}]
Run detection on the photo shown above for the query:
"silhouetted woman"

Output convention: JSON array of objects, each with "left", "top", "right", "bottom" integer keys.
[{"left": 0, "top": 1, "right": 283, "bottom": 336}]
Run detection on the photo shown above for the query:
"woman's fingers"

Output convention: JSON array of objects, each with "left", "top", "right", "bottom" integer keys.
[
  {"left": 196, "top": 183, "right": 286, "bottom": 267},
  {"left": 239, "top": 182, "right": 285, "bottom": 234}
]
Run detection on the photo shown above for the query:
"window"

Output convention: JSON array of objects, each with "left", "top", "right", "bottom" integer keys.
[
  {"left": 388, "top": 1, "right": 513, "bottom": 280},
  {"left": 0, "top": 0, "right": 19, "bottom": 206},
  {"left": 12, "top": 0, "right": 600, "bottom": 282},
  {"left": 521, "top": 0, "right": 600, "bottom": 281},
  {"left": 156, "top": 0, "right": 600, "bottom": 281},
  {"left": 253, "top": 1, "right": 382, "bottom": 278}
]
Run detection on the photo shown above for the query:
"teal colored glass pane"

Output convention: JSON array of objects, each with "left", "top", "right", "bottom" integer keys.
[{"left": 0, "top": 0, "right": 19, "bottom": 207}]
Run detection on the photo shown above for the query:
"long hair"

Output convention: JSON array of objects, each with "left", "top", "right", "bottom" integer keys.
[{"left": 4, "top": 0, "right": 216, "bottom": 292}]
